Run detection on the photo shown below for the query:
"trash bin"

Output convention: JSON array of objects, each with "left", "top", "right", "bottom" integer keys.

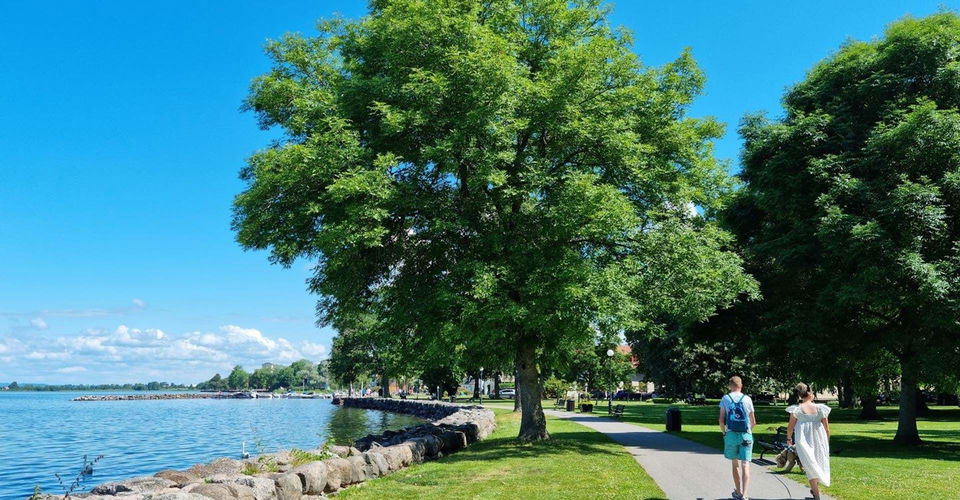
[
  {"left": 665, "top": 407, "right": 682, "bottom": 432},
  {"left": 565, "top": 399, "right": 575, "bottom": 411}
]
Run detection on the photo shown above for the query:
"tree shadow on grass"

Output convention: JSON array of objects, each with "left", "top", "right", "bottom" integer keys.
[
  {"left": 559, "top": 415, "right": 734, "bottom": 456},
  {"left": 430, "top": 430, "right": 628, "bottom": 465},
  {"left": 826, "top": 431, "right": 960, "bottom": 460}
]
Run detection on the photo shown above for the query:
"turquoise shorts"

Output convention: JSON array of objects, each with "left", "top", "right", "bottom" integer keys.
[{"left": 724, "top": 431, "right": 754, "bottom": 461}]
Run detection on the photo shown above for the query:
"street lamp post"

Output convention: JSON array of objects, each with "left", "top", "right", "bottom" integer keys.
[{"left": 606, "top": 348, "right": 615, "bottom": 414}]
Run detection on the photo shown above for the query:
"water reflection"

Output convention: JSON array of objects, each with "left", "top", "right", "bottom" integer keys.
[{"left": 324, "top": 407, "right": 416, "bottom": 445}]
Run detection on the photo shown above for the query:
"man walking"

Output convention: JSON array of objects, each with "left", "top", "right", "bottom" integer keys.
[{"left": 719, "top": 376, "right": 756, "bottom": 500}]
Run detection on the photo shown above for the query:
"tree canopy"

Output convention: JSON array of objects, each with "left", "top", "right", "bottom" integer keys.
[
  {"left": 727, "top": 12, "right": 960, "bottom": 444},
  {"left": 234, "top": 0, "right": 755, "bottom": 440}
]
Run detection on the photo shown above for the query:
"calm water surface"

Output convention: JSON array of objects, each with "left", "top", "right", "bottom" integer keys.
[{"left": 0, "top": 392, "right": 421, "bottom": 499}]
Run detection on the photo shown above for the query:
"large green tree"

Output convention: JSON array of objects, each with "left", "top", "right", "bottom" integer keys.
[
  {"left": 730, "top": 13, "right": 960, "bottom": 444},
  {"left": 327, "top": 313, "right": 401, "bottom": 397},
  {"left": 234, "top": 0, "right": 754, "bottom": 441},
  {"left": 249, "top": 364, "right": 277, "bottom": 390},
  {"left": 227, "top": 365, "right": 250, "bottom": 390}
]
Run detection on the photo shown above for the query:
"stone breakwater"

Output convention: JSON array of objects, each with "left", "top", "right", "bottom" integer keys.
[
  {"left": 73, "top": 393, "right": 224, "bottom": 401},
  {"left": 34, "top": 398, "right": 495, "bottom": 499}
]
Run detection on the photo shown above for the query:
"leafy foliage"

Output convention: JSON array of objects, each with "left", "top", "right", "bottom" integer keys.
[
  {"left": 726, "top": 12, "right": 960, "bottom": 444},
  {"left": 227, "top": 365, "right": 250, "bottom": 390},
  {"left": 234, "top": 0, "right": 755, "bottom": 440},
  {"left": 420, "top": 364, "right": 464, "bottom": 398}
]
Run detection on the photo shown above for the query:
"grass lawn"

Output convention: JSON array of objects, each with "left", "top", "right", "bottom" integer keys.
[
  {"left": 340, "top": 408, "right": 664, "bottom": 499},
  {"left": 561, "top": 399, "right": 960, "bottom": 500}
]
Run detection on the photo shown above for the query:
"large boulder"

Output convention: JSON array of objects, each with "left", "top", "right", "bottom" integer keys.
[
  {"left": 205, "top": 474, "right": 277, "bottom": 500},
  {"left": 34, "top": 496, "right": 116, "bottom": 500},
  {"left": 188, "top": 458, "right": 244, "bottom": 477},
  {"left": 260, "top": 450, "right": 293, "bottom": 466},
  {"left": 403, "top": 439, "right": 427, "bottom": 463},
  {"left": 439, "top": 430, "right": 467, "bottom": 454},
  {"left": 323, "top": 458, "right": 358, "bottom": 486},
  {"left": 379, "top": 446, "right": 403, "bottom": 472},
  {"left": 417, "top": 434, "right": 441, "bottom": 458},
  {"left": 187, "top": 482, "right": 256, "bottom": 500},
  {"left": 388, "top": 444, "right": 414, "bottom": 468},
  {"left": 271, "top": 472, "right": 303, "bottom": 500},
  {"left": 323, "top": 461, "right": 342, "bottom": 493},
  {"left": 154, "top": 470, "right": 200, "bottom": 487},
  {"left": 346, "top": 455, "right": 369, "bottom": 483},
  {"left": 328, "top": 445, "right": 361, "bottom": 458},
  {"left": 143, "top": 490, "right": 209, "bottom": 500},
  {"left": 90, "top": 476, "right": 176, "bottom": 495},
  {"left": 292, "top": 461, "right": 327, "bottom": 495},
  {"left": 361, "top": 451, "right": 387, "bottom": 479}
]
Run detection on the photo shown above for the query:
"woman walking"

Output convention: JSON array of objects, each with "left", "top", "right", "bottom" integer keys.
[{"left": 786, "top": 383, "right": 831, "bottom": 499}]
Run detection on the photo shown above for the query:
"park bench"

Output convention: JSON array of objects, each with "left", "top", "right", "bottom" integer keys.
[
  {"left": 685, "top": 395, "right": 707, "bottom": 406},
  {"left": 609, "top": 404, "right": 625, "bottom": 417},
  {"left": 757, "top": 426, "right": 789, "bottom": 461},
  {"left": 753, "top": 392, "right": 776, "bottom": 405}
]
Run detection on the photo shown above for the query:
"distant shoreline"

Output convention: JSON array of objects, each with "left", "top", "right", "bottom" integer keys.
[
  {"left": 72, "top": 392, "right": 332, "bottom": 401},
  {"left": 1, "top": 386, "right": 194, "bottom": 392}
]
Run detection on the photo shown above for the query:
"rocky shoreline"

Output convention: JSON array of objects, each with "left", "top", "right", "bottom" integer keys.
[{"left": 34, "top": 398, "right": 496, "bottom": 499}]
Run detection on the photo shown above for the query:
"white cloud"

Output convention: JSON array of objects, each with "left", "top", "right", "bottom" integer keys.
[
  {"left": 30, "top": 318, "right": 48, "bottom": 329},
  {"left": 301, "top": 341, "right": 328, "bottom": 357},
  {"left": 0, "top": 324, "right": 328, "bottom": 384},
  {"left": 132, "top": 298, "right": 146, "bottom": 308},
  {"left": 113, "top": 325, "right": 165, "bottom": 345},
  {"left": 26, "top": 351, "right": 70, "bottom": 360},
  {"left": 221, "top": 324, "right": 278, "bottom": 350}
]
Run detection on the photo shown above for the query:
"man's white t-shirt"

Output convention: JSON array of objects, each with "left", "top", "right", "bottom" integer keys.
[{"left": 719, "top": 391, "right": 755, "bottom": 432}]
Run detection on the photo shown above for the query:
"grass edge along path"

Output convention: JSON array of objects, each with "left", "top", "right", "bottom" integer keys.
[
  {"left": 518, "top": 399, "right": 958, "bottom": 500},
  {"left": 339, "top": 408, "right": 665, "bottom": 499}
]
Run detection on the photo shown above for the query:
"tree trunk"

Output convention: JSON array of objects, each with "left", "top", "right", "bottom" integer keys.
[
  {"left": 513, "top": 361, "right": 521, "bottom": 412},
  {"left": 473, "top": 371, "right": 481, "bottom": 399},
  {"left": 858, "top": 394, "right": 882, "bottom": 420},
  {"left": 516, "top": 340, "right": 548, "bottom": 442},
  {"left": 839, "top": 373, "right": 855, "bottom": 408},
  {"left": 494, "top": 371, "right": 501, "bottom": 399},
  {"left": 916, "top": 392, "right": 931, "bottom": 416},
  {"left": 380, "top": 374, "right": 391, "bottom": 398},
  {"left": 894, "top": 364, "right": 921, "bottom": 445}
]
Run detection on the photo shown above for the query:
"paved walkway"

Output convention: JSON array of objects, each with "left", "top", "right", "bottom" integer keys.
[{"left": 543, "top": 410, "right": 831, "bottom": 500}]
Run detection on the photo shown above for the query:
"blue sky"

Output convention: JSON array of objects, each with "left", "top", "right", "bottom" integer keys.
[{"left": 1, "top": 0, "right": 955, "bottom": 384}]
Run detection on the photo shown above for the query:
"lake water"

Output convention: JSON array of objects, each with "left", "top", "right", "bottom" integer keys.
[{"left": 0, "top": 392, "right": 422, "bottom": 500}]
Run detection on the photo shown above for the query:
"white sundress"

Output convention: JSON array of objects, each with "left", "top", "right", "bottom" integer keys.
[{"left": 786, "top": 404, "right": 831, "bottom": 486}]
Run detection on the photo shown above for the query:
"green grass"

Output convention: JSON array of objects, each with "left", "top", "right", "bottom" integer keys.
[
  {"left": 545, "top": 399, "right": 959, "bottom": 500},
  {"left": 290, "top": 448, "right": 333, "bottom": 467},
  {"left": 340, "top": 409, "right": 664, "bottom": 499}
]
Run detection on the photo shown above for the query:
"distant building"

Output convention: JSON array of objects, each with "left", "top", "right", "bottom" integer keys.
[{"left": 617, "top": 344, "right": 655, "bottom": 393}]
